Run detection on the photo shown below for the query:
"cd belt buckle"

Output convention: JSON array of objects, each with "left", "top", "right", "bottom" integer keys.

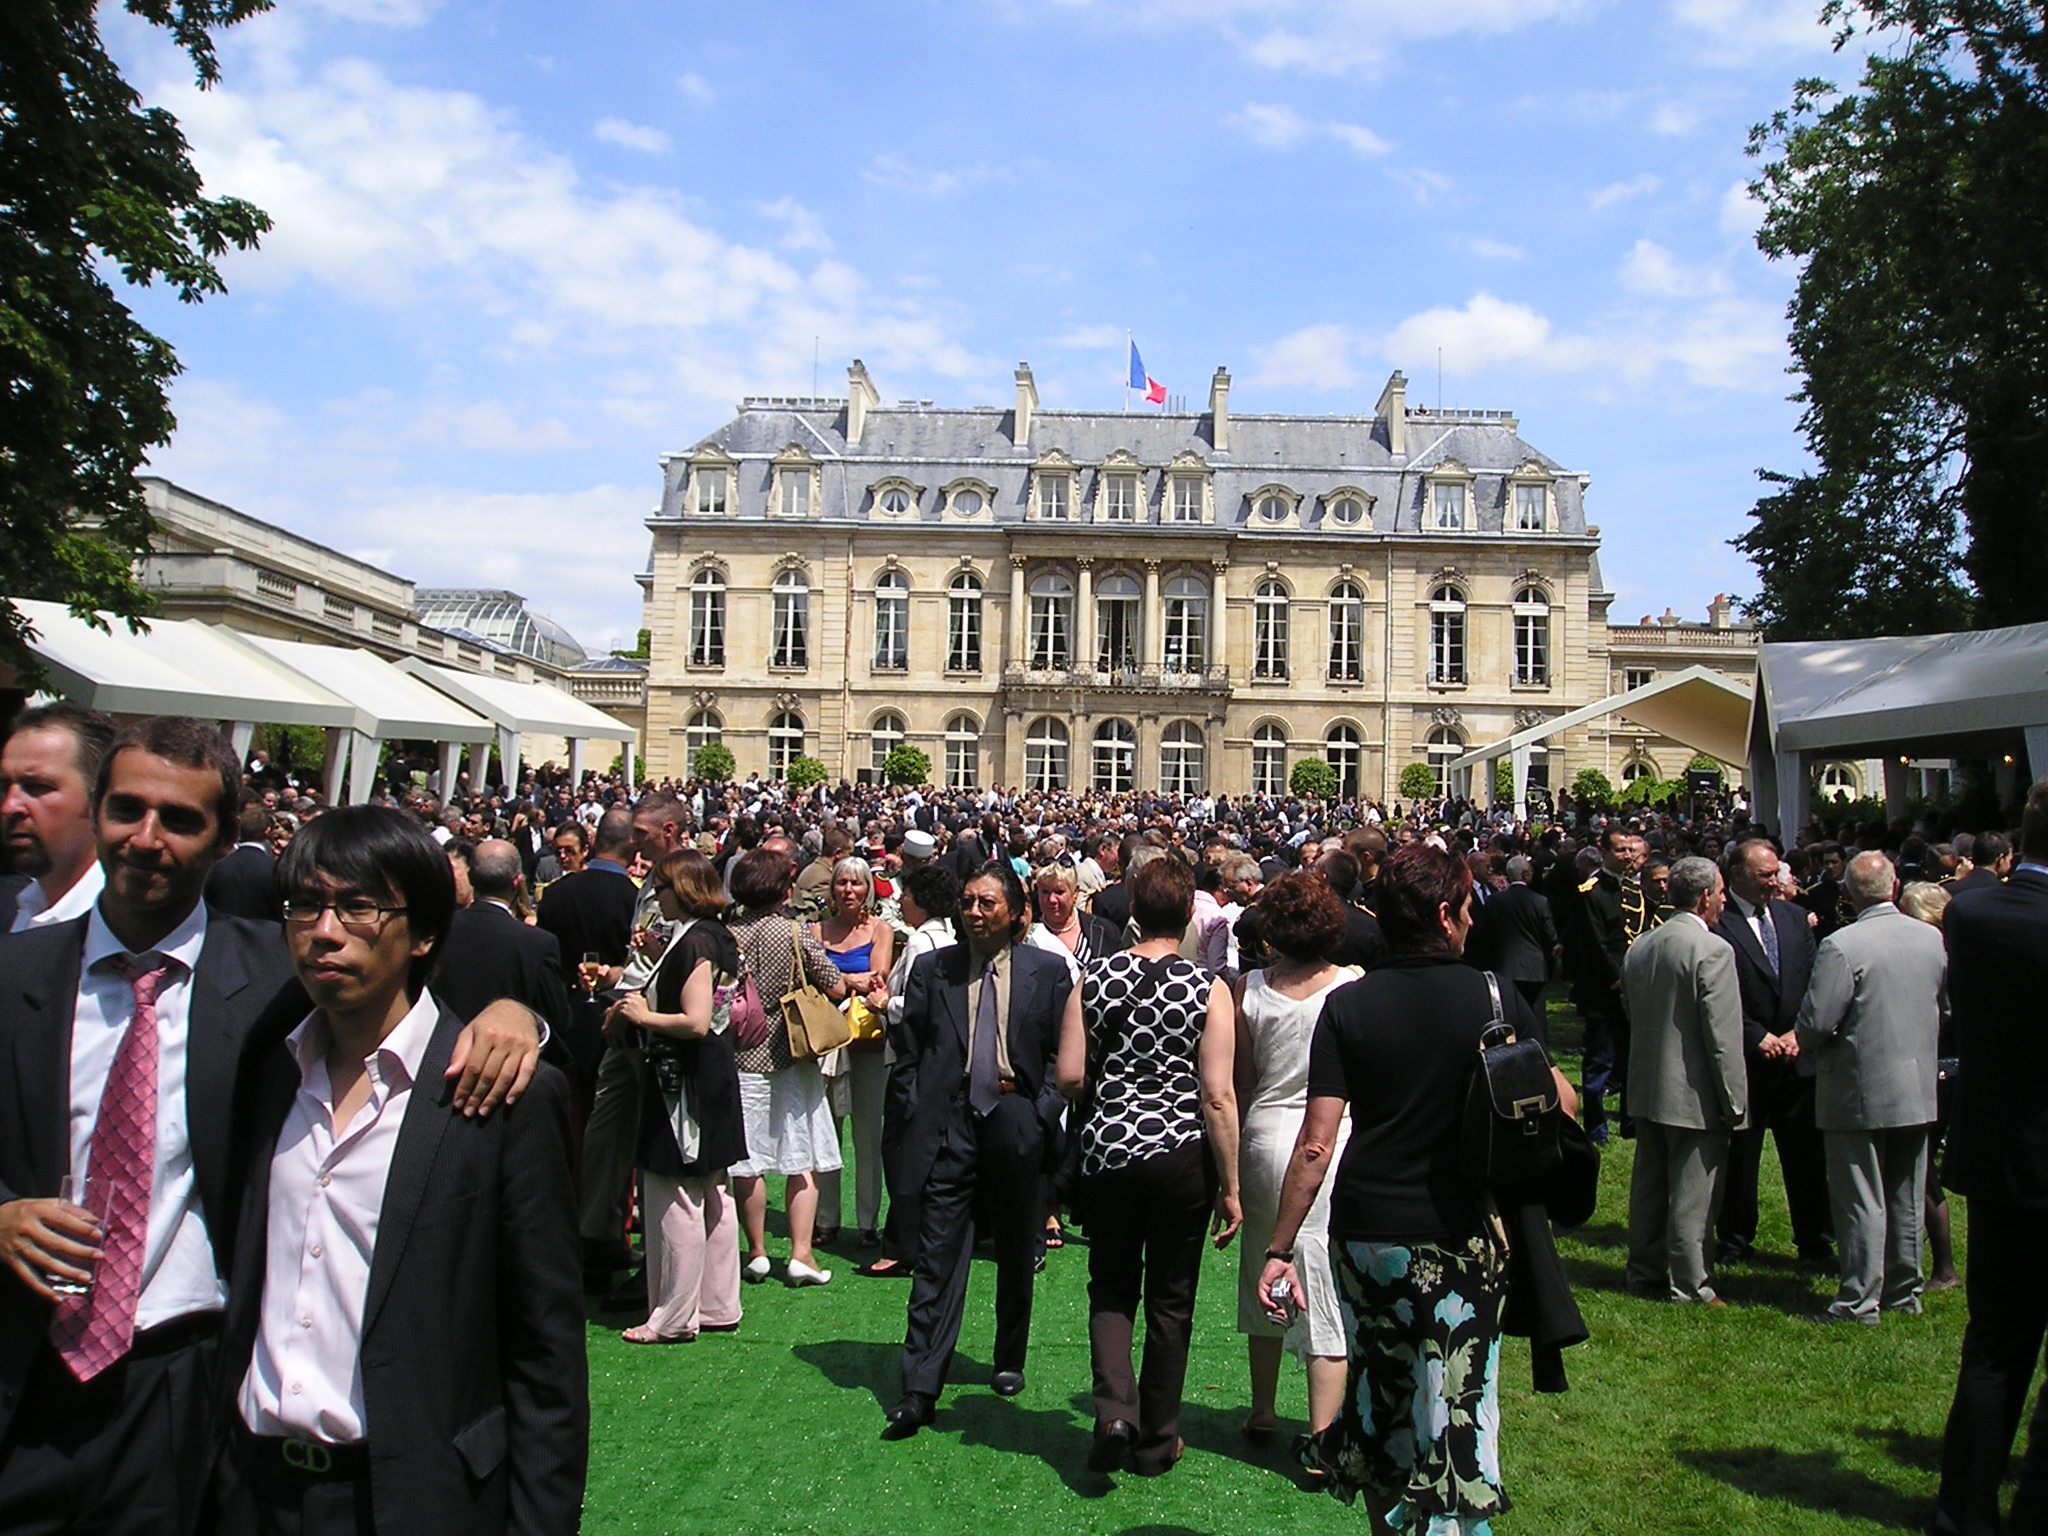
[{"left": 282, "top": 1439, "right": 333, "bottom": 1474}]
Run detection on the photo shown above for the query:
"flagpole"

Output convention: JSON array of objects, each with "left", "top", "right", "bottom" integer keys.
[{"left": 1124, "top": 329, "right": 1131, "bottom": 414}]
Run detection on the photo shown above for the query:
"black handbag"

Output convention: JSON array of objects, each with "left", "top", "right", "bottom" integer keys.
[{"left": 1461, "top": 971, "right": 1564, "bottom": 1192}]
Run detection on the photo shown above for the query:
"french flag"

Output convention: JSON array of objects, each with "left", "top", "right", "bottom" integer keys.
[{"left": 1128, "top": 339, "right": 1167, "bottom": 405}]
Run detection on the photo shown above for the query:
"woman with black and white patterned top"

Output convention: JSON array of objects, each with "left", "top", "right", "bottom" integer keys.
[{"left": 1059, "top": 852, "right": 1241, "bottom": 1477}]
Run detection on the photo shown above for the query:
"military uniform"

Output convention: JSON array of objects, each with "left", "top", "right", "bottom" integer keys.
[{"left": 1572, "top": 865, "right": 1634, "bottom": 1137}]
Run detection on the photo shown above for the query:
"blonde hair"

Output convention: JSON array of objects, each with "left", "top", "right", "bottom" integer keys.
[{"left": 1899, "top": 880, "right": 1951, "bottom": 928}]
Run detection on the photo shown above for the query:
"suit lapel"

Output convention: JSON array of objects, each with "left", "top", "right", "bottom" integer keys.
[
  {"left": 1720, "top": 907, "right": 1771, "bottom": 981},
  {"left": 941, "top": 946, "right": 971, "bottom": 1052},
  {"left": 15, "top": 923, "right": 87, "bottom": 1195},
  {"left": 187, "top": 928, "right": 258, "bottom": 1251},
  {"left": 361, "top": 1008, "right": 461, "bottom": 1335}
]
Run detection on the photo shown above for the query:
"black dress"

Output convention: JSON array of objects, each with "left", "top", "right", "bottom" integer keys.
[{"left": 636, "top": 919, "right": 746, "bottom": 1179}]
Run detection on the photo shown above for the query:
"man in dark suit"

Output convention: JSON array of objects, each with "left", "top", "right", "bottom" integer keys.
[
  {"left": 204, "top": 802, "right": 282, "bottom": 923},
  {"left": 1573, "top": 830, "right": 1635, "bottom": 1140},
  {"left": 533, "top": 811, "right": 637, "bottom": 1065},
  {"left": 881, "top": 863, "right": 1079, "bottom": 1439},
  {"left": 432, "top": 840, "right": 572, "bottom": 1040},
  {"left": 1713, "top": 836, "right": 1832, "bottom": 1269},
  {"left": 0, "top": 719, "right": 543, "bottom": 1536},
  {"left": 215, "top": 806, "right": 585, "bottom": 1534},
  {"left": 1948, "top": 831, "right": 2011, "bottom": 897},
  {"left": 1474, "top": 855, "right": 1558, "bottom": 1031},
  {"left": 1931, "top": 784, "right": 2048, "bottom": 1536}
]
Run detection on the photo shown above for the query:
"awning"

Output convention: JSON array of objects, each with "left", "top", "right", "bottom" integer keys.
[
  {"left": 395, "top": 659, "right": 634, "bottom": 746},
  {"left": 219, "top": 631, "right": 496, "bottom": 744},
  {"left": 1448, "top": 665, "right": 1754, "bottom": 776}
]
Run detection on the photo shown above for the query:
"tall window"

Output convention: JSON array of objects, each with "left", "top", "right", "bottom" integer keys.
[
  {"left": 870, "top": 713, "right": 905, "bottom": 777},
  {"left": 1103, "top": 473, "right": 1137, "bottom": 521},
  {"left": 685, "top": 709, "right": 722, "bottom": 757},
  {"left": 1327, "top": 580, "right": 1365, "bottom": 682},
  {"left": 873, "top": 570, "right": 909, "bottom": 670},
  {"left": 1252, "top": 580, "right": 1289, "bottom": 680},
  {"left": 1425, "top": 726, "right": 1463, "bottom": 796},
  {"left": 772, "top": 570, "right": 809, "bottom": 668},
  {"left": 688, "top": 568, "right": 725, "bottom": 666},
  {"left": 1513, "top": 483, "right": 1547, "bottom": 532},
  {"left": 1429, "top": 585, "right": 1466, "bottom": 684},
  {"left": 1096, "top": 575, "right": 1140, "bottom": 672},
  {"left": 693, "top": 472, "right": 726, "bottom": 516},
  {"left": 1431, "top": 482, "right": 1465, "bottom": 531},
  {"left": 1036, "top": 473, "right": 1070, "bottom": 520},
  {"left": 1024, "top": 717, "right": 1069, "bottom": 792},
  {"left": 1325, "top": 725, "right": 1363, "bottom": 800},
  {"left": 1624, "top": 667, "right": 1654, "bottom": 692},
  {"left": 1171, "top": 476, "right": 1202, "bottom": 523},
  {"left": 1163, "top": 576, "right": 1208, "bottom": 674},
  {"left": 946, "top": 571, "right": 983, "bottom": 672},
  {"left": 779, "top": 467, "right": 812, "bottom": 517},
  {"left": 769, "top": 712, "right": 805, "bottom": 777},
  {"left": 1251, "top": 724, "right": 1287, "bottom": 798},
  {"left": 1512, "top": 586, "right": 1550, "bottom": 686},
  {"left": 945, "top": 714, "right": 979, "bottom": 790},
  {"left": 1093, "top": 719, "right": 1136, "bottom": 793},
  {"left": 1160, "top": 722, "right": 1205, "bottom": 797},
  {"left": 1028, "top": 572, "right": 1074, "bottom": 670}
]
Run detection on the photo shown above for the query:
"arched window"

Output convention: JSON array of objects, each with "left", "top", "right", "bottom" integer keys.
[
  {"left": 1160, "top": 721, "right": 1205, "bottom": 797},
  {"left": 1093, "top": 719, "right": 1136, "bottom": 794},
  {"left": 1328, "top": 580, "right": 1365, "bottom": 682},
  {"left": 685, "top": 709, "right": 722, "bottom": 756},
  {"left": 771, "top": 570, "right": 809, "bottom": 669},
  {"left": 1425, "top": 725, "right": 1464, "bottom": 796},
  {"left": 874, "top": 570, "right": 909, "bottom": 671},
  {"left": 945, "top": 714, "right": 980, "bottom": 790},
  {"left": 1326, "top": 724, "right": 1363, "bottom": 800},
  {"left": 1163, "top": 575, "right": 1208, "bottom": 674},
  {"left": 1512, "top": 585, "right": 1550, "bottom": 687},
  {"left": 1024, "top": 717, "right": 1069, "bottom": 792},
  {"left": 1096, "top": 574, "right": 1140, "bottom": 672},
  {"left": 1622, "top": 758, "right": 1657, "bottom": 783},
  {"left": 1028, "top": 572, "right": 1074, "bottom": 670},
  {"left": 1253, "top": 580, "right": 1289, "bottom": 680},
  {"left": 1817, "top": 761, "right": 1859, "bottom": 801},
  {"left": 1429, "top": 585, "right": 1466, "bottom": 684},
  {"left": 1255, "top": 493, "right": 1289, "bottom": 524},
  {"left": 870, "top": 712, "right": 905, "bottom": 776},
  {"left": 1251, "top": 723, "right": 1287, "bottom": 798},
  {"left": 1327, "top": 495, "right": 1365, "bottom": 527},
  {"left": 877, "top": 486, "right": 912, "bottom": 515},
  {"left": 768, "top": 711, "right": 805, "bottom": 777},
  {"left": 688, "top": 568, "right": 725, "bottom": 667},
  {"left": 946, "top": 571, "right": 983, "bottom": 672}
]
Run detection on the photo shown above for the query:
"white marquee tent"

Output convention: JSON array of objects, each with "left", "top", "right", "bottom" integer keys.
[{"left": 395, "top": 658, "right": 637, "bottom": 796}]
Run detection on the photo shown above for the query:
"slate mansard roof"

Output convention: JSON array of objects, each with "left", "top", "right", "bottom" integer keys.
[{"left": 651, "top": 377, "right": 1591, "bottom": 540}]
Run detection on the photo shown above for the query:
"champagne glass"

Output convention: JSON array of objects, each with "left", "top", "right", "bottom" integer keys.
[{"left": 48, "top": 1175, "right": 97, "bottom": 1296}]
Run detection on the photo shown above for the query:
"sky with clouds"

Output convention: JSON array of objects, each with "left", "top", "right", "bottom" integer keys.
[{"left": 113, "top": 0, "right": 1858, "bottom": 652}]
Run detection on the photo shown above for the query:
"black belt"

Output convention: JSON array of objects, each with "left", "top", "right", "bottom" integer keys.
[
  {"left": 235, "top": 1422, "right": 370, "bottom": 1479},
  {"left": 129, "top": 1310, "right": 222, "bottom": 1358}
]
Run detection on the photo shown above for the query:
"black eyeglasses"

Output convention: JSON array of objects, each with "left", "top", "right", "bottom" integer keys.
[{"left": 282, "top": 898, "right": 408, "bottom": 934}]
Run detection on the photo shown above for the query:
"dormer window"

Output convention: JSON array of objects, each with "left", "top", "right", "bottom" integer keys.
[
  {"left": 1425, "top": 460, "right": 1476, "bottom": 533},
  {"left": 943, "top": 480, "right": 992, "bottom": 521},
  {"left": 1327, "top": 495, "right": 1365, "bottom": 527},
  {"left": 1171, "top": 476, "right": 1202, "bottom": 523},
  {"left": 880, "top": 488, "right": 911, "bottom": 515},
  {"left": 1102, "top": 472, "right": 1137, "bottom": 521},
  {"left": 1432, "top": 483, "right": 1465, "bottom": 531},
  {"left": 773, "top": 449, "right": 817, "bottom": 518},
  {"left": 1507, "top": 464, "right": 1555, "bottom": 533},
  {"left": 695, "top": 474, "right": 727, "bottom": 516},
  {"left": 1256, "top": 494, "right": 1288, "bottom": 524},
  {"left": 685, "top": 451, "right": 734, "bottom": 517},
  {"left": 1037, "top": 472, "right": 1070, "bottom": 520}
]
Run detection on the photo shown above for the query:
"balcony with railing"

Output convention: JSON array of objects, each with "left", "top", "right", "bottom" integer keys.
[{"left": 1000, "top": 661, "right": 1231, "bottom": 705}]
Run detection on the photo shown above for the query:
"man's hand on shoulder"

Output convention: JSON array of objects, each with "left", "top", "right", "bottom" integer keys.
[{"left": 446, "top": 1001, "right": 544, "bottom": 1117}]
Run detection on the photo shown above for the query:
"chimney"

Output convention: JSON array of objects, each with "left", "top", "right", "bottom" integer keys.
[
  {"left": 1013, "top": 362, "right": 1038, "bottom": 447},
  {"left": 1375, "top": 370, "right": 1408, "bottom": 457},
  {"left": 1208, "top": 367, "right": 1231, "bottom": 453},
  {"left": 1708, "top": 592, "right": 1733, "bottom": 629},
  {"left": 1659, "top": 606, "right": 1678, "bottom": 627},
  {"left": 846, "top": 359, "right": 879, "bottom": 445}
]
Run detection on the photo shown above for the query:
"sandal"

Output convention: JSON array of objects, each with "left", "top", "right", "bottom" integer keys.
[
  {"left": 621, "top": 1325, "right": 695, "bottom": 1344},
  {"left": 1241, "top": 1415, "right": 1277, "bottom": 1443}
]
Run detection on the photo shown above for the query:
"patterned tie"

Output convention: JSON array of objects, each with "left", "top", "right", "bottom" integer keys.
[
  {"left": 969, "top": 959, "right": 1002, "bottom": 1117},
  {"left": 52, "top": 956, "right": 176, "bottom": 1381},
  {"left": 1757, "top": 904, "right": 1780, "bottom": 974}
]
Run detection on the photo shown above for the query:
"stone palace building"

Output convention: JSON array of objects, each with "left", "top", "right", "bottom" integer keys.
[{"left": 637, "top": 361, "right": 1756, "bottom": 801}]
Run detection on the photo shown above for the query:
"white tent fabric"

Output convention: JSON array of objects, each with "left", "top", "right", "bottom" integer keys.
[
  {"left": 1749, "top": 621, "right": 2048, "bottom": 836},
  {"left": 396, "top": 658, "right": 636, "bottom": 790}
]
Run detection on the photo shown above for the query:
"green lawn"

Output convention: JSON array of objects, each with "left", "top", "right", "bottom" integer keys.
[{"left": 583, "top": 1012, "right": 1973, "bottom": 1535}]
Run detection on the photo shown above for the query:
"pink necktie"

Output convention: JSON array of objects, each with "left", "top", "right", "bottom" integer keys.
[{"left": 52, "top": 957, "right": 176, "bottom": 1381}]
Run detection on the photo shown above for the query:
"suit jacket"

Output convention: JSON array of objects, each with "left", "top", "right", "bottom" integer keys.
[
  {"left": 0, "top": 913, "right": 298, "bottom": 1443},
  {"left": 1715, "top": 895, "right": 1819, "bottom": 1078},
  {"left": 1089, "top": 880, "right": 1131, "bottom": 930},
  {"left": 534, "top": 867, "right": 637, "bottom": 980},
  {"left": 1623, "top": 914, "right": 1747, "bottom": 1132},
  {"left": 0, "top": 874, "right": 26, "bottom": 934},
  {"left": 204, "top": 844, "right": 282, "bottom": 924},
  {"left": 1794, "top": 903, "right": 1946, "bottom": 1131},
  {"left": 887, "top": 942, "right": 1073, "bottom": 1191},
  {"left": 1475, "top": 882, "right": 1557, "bottom": 985},
  {"left": 1076, "top": 910, "right": 1130, "bottom": 962},
  {"left": 222, "top": 1004, "right": 587, "bottom": 1536},
  {"left": 432, "top": 902, "right": 574, "bottom": 1042},
  {"left": 1943, "top": 867, "right": 2048, "bottom": 1208}
]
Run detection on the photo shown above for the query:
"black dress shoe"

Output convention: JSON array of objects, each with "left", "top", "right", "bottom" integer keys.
[
  {"left": 1715, "top": 1241, "right": 1752, "bottom": 1267},
  {"left": 882, "top": 1396, "right": 933, "bottom": 1440},
  {"left": 990, "top": 1369, "right": 1025, "bottom": 1398},
  {"left": 1088, "top": 1419, "right": 1134, "bottom": 1472},
  {"left": 1798, "top": 1243, "right": 1839, "bottom": 1273}
]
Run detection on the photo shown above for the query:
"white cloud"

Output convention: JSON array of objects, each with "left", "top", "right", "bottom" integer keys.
[
  {"left": 1463, "top": 236, "right": 1524, "bottom": 261},
  {"left": 863, "top": 154, "right": 998, "bottom": 198},
  {"left": 1381, "top": 292, "right": 1577, "bottom": 375},
  {"left": 1669, "top": 0, "right": 1838, "bottom": 64},
  {"left": 1391, "top": 165, "right": 1452, "bottom": 204},
  {"left": 1247, "top": 323, "right": 1363, "bottom": 391},
  {"left": 1228, "top": 102, "right": 1312, "bottom": 148},
  {"left": 593, "top": 117, "right": 671, "bottom": 154},
  {"left": 304, "top": 0, "right": 440, "bottom": 25},
  {"left": 1327, "top": 121, "right": 1392, "bottom": 157},
  {"left": 1049, "top": 324, "right": 1126, "bottom": 350},
  {"left": 1649, "top": 98, "right": 1709, "bottom": 136},
  {"left": 1719, "top": 177, "right": 1765, "bottom": 239},
  {"left": 1589, "top": 173, "right": 1660, "bottom": 210},
  {"left": 676, "top": 70, "right": 716, "bottom": 107},
  {"left": 757, "top": 196, "right": 832, "bottom": 252},
  {"left": 1619, "top": 238, "right": 1729, "bottom": 298}
]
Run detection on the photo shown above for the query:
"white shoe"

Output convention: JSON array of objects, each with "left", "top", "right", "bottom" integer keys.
[
  {"left": 785, "top": 1258, "right": 833, "bottom": 1287},
  {"left": 743, "top": 1255, "right": 772, "bottom": 1283}
]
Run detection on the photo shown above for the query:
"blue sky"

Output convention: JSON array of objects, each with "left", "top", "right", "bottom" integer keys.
[{"left": 115, "top": 0, "right": 1856, "bottom": 653}]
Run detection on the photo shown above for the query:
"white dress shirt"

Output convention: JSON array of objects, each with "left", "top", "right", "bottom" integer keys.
[
  {"left": 14, "top": 861, "right": 106, "bottom": 932},
  {"left": 72, "top": 899, "right": 226, "bottom": 1328},
  {"left": 239, "top": 988, "right": 440, "bottom": 1444}
]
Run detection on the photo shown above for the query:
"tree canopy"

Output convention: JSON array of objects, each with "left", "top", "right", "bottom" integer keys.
[
  {"left": 1288, "top": 756, "right": 1338, "bottom": 800},
  {"left": 2, "top": 0, "right": 272, "bottom": 679},
  {"left": 1740, "top": 0, "right": 2048, "bottom": 638}
]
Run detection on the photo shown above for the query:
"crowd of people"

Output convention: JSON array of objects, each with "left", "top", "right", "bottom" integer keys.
[{"left": 2, "top": 698, "right": 2045, "bottom": 1535}]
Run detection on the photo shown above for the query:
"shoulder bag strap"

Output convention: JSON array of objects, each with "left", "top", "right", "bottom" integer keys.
[
  {"left": 1481, "top": 969, "right": 1509, "bottom": 1045},
  {"left": 786, "top": 918, "right": 806, "bottom": 993}
]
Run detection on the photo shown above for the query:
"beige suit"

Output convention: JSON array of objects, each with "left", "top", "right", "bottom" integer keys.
[{"left": 1623, "top": 912, "right": 1747, "bottom": 1301}]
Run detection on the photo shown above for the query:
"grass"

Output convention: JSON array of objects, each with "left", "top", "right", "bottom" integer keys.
[{"left": 581, "top": 1002, "right": 1972, "bottom": 1536}]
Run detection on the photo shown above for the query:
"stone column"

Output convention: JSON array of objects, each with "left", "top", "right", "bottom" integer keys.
[
  {"left": 1076, "top": 558, "right": 1095, "bottom": 676},
  {"left": 1143, "top": 559, "right": 1162, "bottom": 670},
  {"left": 1210, "top": 561, "right": 1229, "bottom": 677},
  {"left": 1009, "top": 555, "right": 1028, "bottom": 671}
]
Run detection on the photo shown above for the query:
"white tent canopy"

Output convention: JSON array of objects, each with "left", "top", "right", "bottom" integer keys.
[
  {"left": 1446, "top": 665, "right": 1753, "bottom": 818},
  {"left": 396, "top": 658, "right": 637, "bottom": 794},
  {"left": 1749, "top": 621, "right": 2048, "bottom": 835}
]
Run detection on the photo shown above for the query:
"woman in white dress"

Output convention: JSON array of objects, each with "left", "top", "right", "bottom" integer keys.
[{"left": 1233, "top": 871, "right": 1359, "bottom": 1452}]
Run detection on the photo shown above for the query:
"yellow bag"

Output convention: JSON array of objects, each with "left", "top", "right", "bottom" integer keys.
[{"left": 846, "top": 994, "right": 885, "bottom": 1044}]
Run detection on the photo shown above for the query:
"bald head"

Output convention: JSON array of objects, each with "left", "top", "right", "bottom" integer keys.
[
  {"left": 470, "top": 839, "right": 524, "bottom": 902},
  {"left": 1843, "top": 850, "right": 1898, "bottom": 910}
]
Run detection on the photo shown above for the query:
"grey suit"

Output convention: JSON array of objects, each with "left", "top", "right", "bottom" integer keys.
[
  {"left": 1623, "top": 913, "right": 1746, "bottom": 1302},
  {"left": 1795, "top": 902, "right": 1947, "bottom": 1322}
]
